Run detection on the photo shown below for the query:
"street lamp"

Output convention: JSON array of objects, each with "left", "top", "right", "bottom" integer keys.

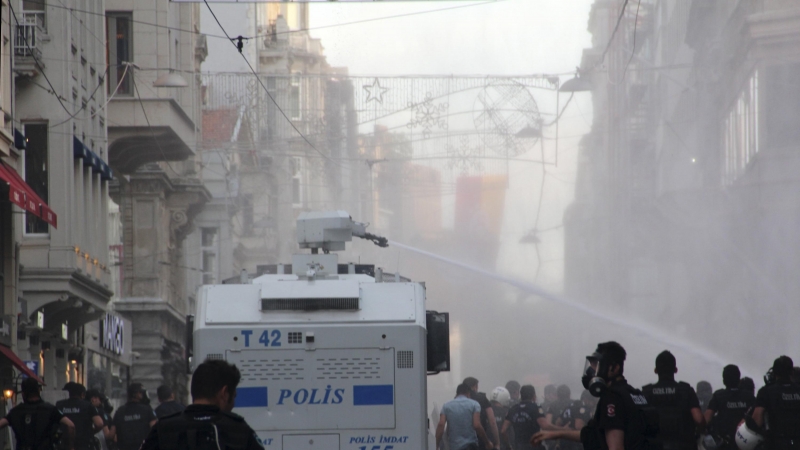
[
  {"left": 153, "top": 71, "right": 189, "bottom": 88},
  {"left": 559, "top": 73, "right": 592, "bottom": 93}
]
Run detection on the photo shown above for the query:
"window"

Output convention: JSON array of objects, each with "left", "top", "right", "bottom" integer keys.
[
  {"left": 200, "top": 227, "right": 218, "bottom": 285},
  {"left": 241, "top": 194, "right": 253, "bottom": 232},
  {"left": 24, "top": 124, "right": 48, "bottom": 234},
  {"left": 723, "top": 71, "right": 758, "bottom": 184},
  {"left": 291, "top": 157, "right": 303, "bottom": 207},
  {"left": 290, "top": 75, "right": 301, "bottom": 120},
  {"left": 202, "top": 251, "right": 216, "bottom": 285},
  {"left": 201, "top": 227, "right": 217, "bottom": 247},
  {"left": 764, "top": 63, "right": 800, "bottom": 150},
  {"left": 106, "top": 13, "right": 132, "bottom": 95}
]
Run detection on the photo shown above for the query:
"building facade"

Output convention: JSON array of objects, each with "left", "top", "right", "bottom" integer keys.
[
  {"left": 566, "top": 0, "right": 800, "bottom": 369},
  {"left": 106, "top": 0, "right": 207, "bottom": 400},
  {"left": 198, "top": 4, "right": 355, "bottom": 279},
  {"left": 11, "top": 0, "right": 114, "bottom": 394}
]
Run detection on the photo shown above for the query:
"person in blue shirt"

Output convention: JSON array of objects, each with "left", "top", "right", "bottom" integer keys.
[{"left": 437, "top": 383, "right": 494, "bottom": 450}]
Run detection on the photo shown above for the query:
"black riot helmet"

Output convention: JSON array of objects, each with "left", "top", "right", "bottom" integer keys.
[{"left": 582, "top": 341, "right": 626, "bottom": 397}]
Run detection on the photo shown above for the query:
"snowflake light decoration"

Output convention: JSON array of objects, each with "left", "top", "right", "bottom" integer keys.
[
  {"left": 446, "top": 137, "right": 483, "bottom": 174},
  {"left": 407, "top": 92, "right": 449, "bottom": 139}
]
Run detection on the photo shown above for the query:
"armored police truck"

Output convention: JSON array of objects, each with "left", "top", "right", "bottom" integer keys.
[{"left": 189, "top": 211, "right": 450, "bottom": 450}]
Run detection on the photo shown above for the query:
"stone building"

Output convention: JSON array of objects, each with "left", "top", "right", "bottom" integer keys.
[
  {"left": 106, "top": 0, "right": 207, "bottom": 400},
  {"left": 566, "top": 0, "right": 800, "bottom": 369},
  {"left": 198, "top": 3, "right": 355, "bottom": 277},
  {"left": 10, "top": 0, "right": 115, "bottom": 398}
]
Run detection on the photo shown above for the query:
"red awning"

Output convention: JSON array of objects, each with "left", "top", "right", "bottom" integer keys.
[
  {"left": 0, "top": 161, "right": 57, "bottom": 228},
  {"left": 0, "top": 344, "right": 44, "bottom": 385}
]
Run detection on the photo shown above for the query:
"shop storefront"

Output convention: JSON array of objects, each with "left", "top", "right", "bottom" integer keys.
[{"left": 84, "top": 312, "right": 132, "bottom": 409}]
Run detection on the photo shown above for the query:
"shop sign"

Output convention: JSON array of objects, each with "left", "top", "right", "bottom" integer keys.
[
  {"left": 35, "top": 311, "right": 44, "bottom": 329},
  {"left": 61, "top": 324, "right": 68, "bottom": 341},
  {"left": 100, "top": 313, "right": 124, "bottom": 355},
  {"left": 23, "top": 360, "right": 39, "bottom": 378}
]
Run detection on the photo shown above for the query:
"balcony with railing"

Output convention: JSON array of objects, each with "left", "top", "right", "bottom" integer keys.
[{"left": 14, "top": 12, "right": 46, "bottom": 76}]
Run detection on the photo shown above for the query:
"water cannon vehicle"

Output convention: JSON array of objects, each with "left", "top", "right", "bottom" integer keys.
[{"left": 188, "top": 210, "right": 450, "bottom": 450}]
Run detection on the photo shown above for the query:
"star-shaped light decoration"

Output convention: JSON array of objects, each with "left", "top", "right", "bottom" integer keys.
[{"left": 363, "top": 78, "right": 389, "bottom": 104}]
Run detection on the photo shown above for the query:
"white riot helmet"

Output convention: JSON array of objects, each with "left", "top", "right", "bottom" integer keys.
[
  {"left": 490, "top": 386, "right": 511, "bottom": 407},
  {"left": 735, "top": 419, "right": 765, "bottom": 450}
]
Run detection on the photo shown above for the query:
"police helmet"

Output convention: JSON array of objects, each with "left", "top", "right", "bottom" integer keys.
[
  {"left": 701, "top": 434, "right": 719, "bottom": 450},
  {"left": 490, "top": 386, "right": 511, "bottom": 407},
  {"left": 735, "top": 419, "right": 765, "bottom": 450}
]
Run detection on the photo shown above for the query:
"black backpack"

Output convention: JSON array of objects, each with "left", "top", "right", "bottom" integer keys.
[
  {"left": 608, "top": 384, "right": 661, "bottom": 450},
  {"left": 156, "top": 412, "right": 250, "bottom": 450},
  {"left": 14, "top": 403, "right": 61, "bottom": 450},
  {"left": 644, "top": 382, "right": 696, "bottom": 444}
]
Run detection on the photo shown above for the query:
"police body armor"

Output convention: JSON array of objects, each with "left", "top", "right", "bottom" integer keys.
[
  {"left": 762, "top": 384, "right": 800, "bottom": 448},
  {"left": 707, "top": 389, "right": 753, "bottom": 448},
  {"left": 581, "top": 384, "right": 660, "bottom": 450},
  {"left": 641, "top": 381, "right": 695, "bottom": 449},
  {"left": 13, "top": 403, "right": 61, "bottom": 450},
  {"left": 156, "top": 410, "right": 251, "bottom": 450}
]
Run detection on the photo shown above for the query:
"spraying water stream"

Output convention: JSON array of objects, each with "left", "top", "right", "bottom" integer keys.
[{"left": 390, "top": 240, "right": 744, "bottom": 373}]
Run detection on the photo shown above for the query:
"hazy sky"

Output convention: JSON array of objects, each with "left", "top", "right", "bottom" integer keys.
[
  {"left": 201, "top": 0, "right": 595, "bottom": 290},
  {"left": 198, "top": 1, "right": 745, "bottom": 397}
]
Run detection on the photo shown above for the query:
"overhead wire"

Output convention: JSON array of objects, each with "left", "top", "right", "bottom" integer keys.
[
  {"left": 50, "top": 65, "right": 111, "bottom": 127},
  {"left": 17, "top": 0, "right": 508, "bottom": 43},
  {"left": 9, "top": 2, "right": 72, "bottom": 117},
  {"left": 130, "top": 72, "right": 184, "bottom": 178},
  {"left": 594, "top": 0, "right": 630, "bottom": 71},
  {"left": 622, "top": 0, "right": 642, "bottom": 81},
  {"left": 252, "top": 0, "right": 510, "bottom": 40},
  {"left": 203, "top": 0, "right": 340, "bottom": 167}
]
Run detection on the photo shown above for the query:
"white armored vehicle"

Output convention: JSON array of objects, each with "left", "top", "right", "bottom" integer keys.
[{"left": 189, "top": 211, "right": 450, "bottom": 450}]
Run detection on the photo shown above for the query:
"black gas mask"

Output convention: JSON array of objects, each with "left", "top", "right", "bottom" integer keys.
[
  {"left": 763, "top": 368, "right": 775, "bottom": 386},
  {"left": 141, "top": 389, "right": 151, "bottom": 406},
  {"left": 582, "top": 352, "right": 611, "bottom": 397}
]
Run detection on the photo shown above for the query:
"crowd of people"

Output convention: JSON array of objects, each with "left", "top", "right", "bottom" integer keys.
[
  {"left": 0, "top": 376, "right": 195, "bottom": 450},
  {"left": 0, "top": 343, "right": 797, "bottom": 450},
  {"left": 436, "top": 342, "right": 800, "bottom": 450}
]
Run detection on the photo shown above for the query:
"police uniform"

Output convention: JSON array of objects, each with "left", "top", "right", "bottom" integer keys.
[
  {"left": 706, "top": 388, "right": 754, "bottom": 449},
  {"left": 558, "top": 400, "right": 592, "bottom": 450},
  {"left": 473, "top": 392, "right": 494, "bottom": 450},
  {"left": 154, "top": 401, "right": 185, "bottom": 420},
  {"left": 505, "top": 400, "right": 545, "bottom": 450},
  {"left": 493, "top": 404, "right": 509, "bottom": 436},
  {"left": 56, "top": 398, "right": 100, "bottom": 450},
  {"left": 6, "top": 399, "right": 65, "bottom": 450},
  {"left": 582, "top": 378, "right": 655, "bottom": 450},
  {"left": 754, "top": 382, "right": 800, "bottom": 450},
  {"left": 641, "top": 380, "right": 699, "bottom": 450},
  {"left": 112, "top": 402, "right": 156, "bottom": 450},
  {"left": 139, "top": 404, "right": 263, "bottom": 450},
  {"left": 547, "top": 400, "right": 571, "bottom": 425}
]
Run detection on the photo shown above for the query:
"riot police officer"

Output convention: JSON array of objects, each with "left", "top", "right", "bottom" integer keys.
[
  {"left": 111, "top": 384, "right": 156, "bottom": 450},
  {"left": 752, "top": 356, "right": 800, "bottom": 450},
  {"left": 530, "top": 341, "right": 658, "bottom": 450},
  {"left": 704, "top": 364, "right": 754, "bottom": 450},
  {"left": 0, "top": 378, "right": 76, "bottom": 450},
  {"left": 140, "top": 359, "right": 263, "bottom": 450},
  {"left": 641, "top": 351, "right": 704, "bottom": 450},
  {"left": 56, "top": 383, "right": 104, "bottom": 450},
  {"left": 696, "top": 381, "right": 713, "bottom": 414}
]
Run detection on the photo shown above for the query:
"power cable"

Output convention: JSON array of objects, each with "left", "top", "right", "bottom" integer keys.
[
  {"left": 253, "top": 0, "right": 509, "bottom": 40},
  {"left": 50, "top": 66, "right": 110, "bottom": 127},
  {"left": 9, "top": 2, "right": 72, "bottom": 117},
  {"left": 593, "top": 0, "right": 630, "bottom": 71},
  {"left": 130, "top": 72, "right": 184, "bottom": 178},
  {"left": 622, "top": 0, "right": 642, "bottom": 81},
  {"left": 203, "top": 0, "right": 338, "bottom": 166},
  {"left": 17, "top": 0, "right": 507, "bottom": 43}
]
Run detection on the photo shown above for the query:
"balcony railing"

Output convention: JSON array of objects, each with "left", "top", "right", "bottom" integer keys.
[{"left": 14, "top": 12, "right": 45, "bottom": 58}]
